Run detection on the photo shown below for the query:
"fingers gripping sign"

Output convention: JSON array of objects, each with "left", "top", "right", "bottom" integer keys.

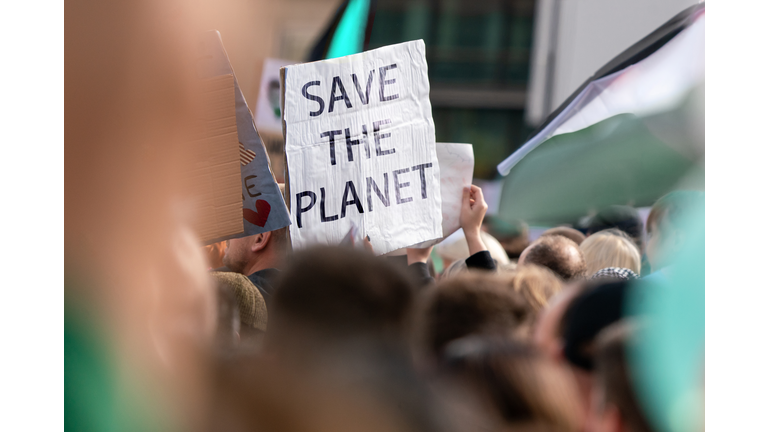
[{"left": 460, "top": 185, "right": 489, "bottom": 256}]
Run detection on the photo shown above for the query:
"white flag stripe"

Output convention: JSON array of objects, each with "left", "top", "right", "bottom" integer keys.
[{"left": 497, "top": 13, "right": 704, "bottom": 176}]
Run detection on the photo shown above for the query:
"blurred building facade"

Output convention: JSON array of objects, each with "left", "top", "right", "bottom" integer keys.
[
  {"left": 209, "top": 0, "right": 700, "bottom": 182},
  {"left": 366, "top": 0, "right": 701, "bottom": 180},
  {"left": 197, "top": 0, "right": 340, "bottom": 115},
  {"left": 526, "top": 0, "right": 700, "bottom": 126},
  {"left": 368, "top": 0, "right": 536, "bottom": 179}
]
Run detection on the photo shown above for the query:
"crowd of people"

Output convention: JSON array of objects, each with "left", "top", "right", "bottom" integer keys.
[
  {"left": 65, "top": 3, "right": 705, "bottom": 431},
  {"left": 188, "top": 185, "right": 704, "bottom": 432}
]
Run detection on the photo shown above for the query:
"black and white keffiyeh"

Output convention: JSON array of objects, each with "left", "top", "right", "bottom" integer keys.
[{"left": 590, "top": 267, "right": 639, "bottom": 281}]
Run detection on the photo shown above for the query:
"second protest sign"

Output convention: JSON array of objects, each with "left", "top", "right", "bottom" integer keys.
[{"left": 281, "top": 40, "right": 442, "bottom": 254}]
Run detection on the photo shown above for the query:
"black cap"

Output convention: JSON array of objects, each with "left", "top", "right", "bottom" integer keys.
[
  {"left": 587, "top": 205, "right": 643, "bottom": 240},
  {"left": 561, "top": 281, "right": 629, "bottom": 371}
]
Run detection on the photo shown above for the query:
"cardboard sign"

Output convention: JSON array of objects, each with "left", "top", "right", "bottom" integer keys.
[
  {"left": 186, "top": 73, "right": 244, "bottom": 244},
  {"left": 197, "top": 31, "right": 291, "bottom": 237},
  {"left": 255, "top": 58, "right": 294, "bottom": 136},
  {"left": 281, "top": 40, "right": 442, "bottom": 255}
]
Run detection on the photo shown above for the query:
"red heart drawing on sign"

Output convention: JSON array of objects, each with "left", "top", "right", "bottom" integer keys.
[{"left": 243, "top": 199, "right": 271, "bottom": 227}]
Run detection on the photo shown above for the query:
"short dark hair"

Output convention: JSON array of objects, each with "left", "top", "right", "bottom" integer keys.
[
  {"left": 587, "top": 205, "right": 644, "bottom": 250},
  {"left": 419, "top": 273, "right": 528, "bottom": 358},
  {"left": 268, "top": 246, "right": 416, "bottom": 351},
  {"left": 524, "top": 235, "right": 586, "bottom": 281},
  {"left": 560, "top": 280, "right": 629, "bottom": 371},
  {"left": 595, "top": 322, "right": 654, "bottom": 432},
  {"left": 268, "top": 225, "right": 290, "bottom": 251}
]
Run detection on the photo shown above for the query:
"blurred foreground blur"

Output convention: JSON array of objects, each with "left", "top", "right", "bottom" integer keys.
[{"left": 65, "top": 1, "right": 704, "bottom": 432}]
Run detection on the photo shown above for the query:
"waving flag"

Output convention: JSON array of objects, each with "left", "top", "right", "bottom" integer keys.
[
  {"left": 307, "top": 0, "right": 377, "bottom": 61},
  {"left": 496, "top": 4, "right": 704, "bottom": 225}
]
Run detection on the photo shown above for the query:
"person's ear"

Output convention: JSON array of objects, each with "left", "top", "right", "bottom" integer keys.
[{"left": 251, "top": 232, "right": 271, "bottom": 253}]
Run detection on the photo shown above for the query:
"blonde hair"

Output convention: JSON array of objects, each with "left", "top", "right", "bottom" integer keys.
[
  {"left": 436, "top": 230, "right": 511, "bottom": 266},
  {"left": 504, "top": 265, "right": 564, "bottom": 314},
  {"left": 580, "top": 229, "right": 641, "bottom": 276}
]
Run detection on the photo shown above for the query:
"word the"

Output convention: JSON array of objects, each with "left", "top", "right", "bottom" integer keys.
[{"left": 321, "top": 119, "right": 394, "bottom": 166}]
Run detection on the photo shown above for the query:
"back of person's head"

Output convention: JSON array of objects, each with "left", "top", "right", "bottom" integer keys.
[
  {"left": 587, "top": 206, "right": 644, "bottom": 251},
  {"left": 536, "top": 277, "right": 611, "bottom": 354},
  {"left": 222, "top": 226, "right": 290, "bottom": 276},
  {"left": 418, "top": 273, "right": 528, "bottom": 359},
  {"left": 268, "top": 225, "right": 290, "bottom": 252},
  {"left": 580, "top": 229, "right": 641, "bottom": 276},
  {"left": 532, "top": 279, "right": 604, "bottom": 424},
  {"left": 519, "top": 235, "right": 586, "bottom": 281},
  {"left": 593, "top": 322, "right": 655, "bottom": 432},
  {"left": 542, "top": 226, "right": 586, "bottom": 245},
  {"left": 646, "top": 190, "right": 704, "bottom": 271},
  {"left": 439, "top": 336, "right": 582, "bottom": 432},
  {"left": 210, "top": 272, "right": 268, "bottom": 332},
  {"left": 504, "top": 264, "right": 564, "bottom": 317},
  {"left": 560, "top": 280, "right": 629, "bottom": 372},
  {"left": 533, "top": 283, "right": 589, "bottom": 362},
  {"left": 268, "top": 246, "right": 416, "bottom": 355},
  {"left": 211, "top": 339, "right": 457, "bottom": 432},
  {"left": 647, "top": 191, "right": 705, "bottom": 235}
]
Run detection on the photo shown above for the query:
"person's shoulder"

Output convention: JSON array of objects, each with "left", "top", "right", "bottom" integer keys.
[{"left": 247, "top": 269, "right": 279, "bottom": 299}]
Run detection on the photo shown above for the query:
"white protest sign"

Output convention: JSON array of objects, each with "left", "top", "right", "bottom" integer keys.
[
  {"left": 255, "top": 58, "right": 294, "bottom": 136},
  {"left": 281, "top": 40, "right": 442, "bottom": 255},
  {"left": 412, "top": 143, "right": 474, "bottom": 247}
]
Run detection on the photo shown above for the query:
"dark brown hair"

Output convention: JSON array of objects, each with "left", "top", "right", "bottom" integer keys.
[
  {"left": 440, "top": 337, "right": 582, "bottom": 432},
  {"left": 594, "top": 322, "right": 654, "bottom": 432},
  {"left": 419, "top": 273, "right": 529, "bottom": 358},
  {"left": 524, "top": 235, "right": 586, "bottom": 281},
  {"left": 268, "top": 246, "right": 416, "bottom": 349},
  {"left": 541, "top": 227, "right": 586, "bottom": 246}
]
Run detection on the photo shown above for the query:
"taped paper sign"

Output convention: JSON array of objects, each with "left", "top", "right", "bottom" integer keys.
[
  {"left": 255, "top": 58, "right": 294, "bottom": 136},
  {"left": 411, "top": 143, "right": 474, "bottom": 248},
  {"left": 281, "top": 40, "right": 442, "bottom": 255},
  {"left": 197, "top": 31, "right": 291, "bottom": 237},
  {"left": 385, "top": 143, "right": 474, "bottom": 254}
]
